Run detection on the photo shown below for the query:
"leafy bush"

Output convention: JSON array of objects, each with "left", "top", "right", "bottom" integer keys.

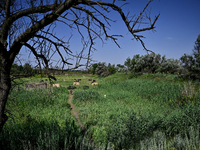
[
  {"left": 180, "top": 53, "right": 200, "bottom": 80},
  {"left": 179, "top": 35, "right": 200, "bottom": 80},
  {"left": 156, "top": 58, "right": 185, "bottom": 74},
  {"left": 124, "top": 53, "right": 185, "bottom": 75},
  {"left": 108, "top": 66, "right": 117, "bottom": 75},
  {"left": 95, "top": 62, "right": 108, "bottom": 77},
  {"left": 116, "top": 66, "right": 128, "bottom": 73},
  {"left": 134, "top": 53, "right": 161, "bottom": 73},
  {"left": 91, "top": 63, "right": 98, "bottom": 75}
]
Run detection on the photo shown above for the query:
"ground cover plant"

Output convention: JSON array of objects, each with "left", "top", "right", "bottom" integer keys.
[
  {"left": 1, "top": 72, "right": 200, "bottom": 149},
  {"left": 0, "top": 74, "right": 98, "bottom": 149},
  {"left": 72, "top": 73, "right": 200, "bottom": 149}
]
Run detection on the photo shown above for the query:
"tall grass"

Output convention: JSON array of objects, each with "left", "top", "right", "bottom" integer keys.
[
  {"left": 139, "top": 125, "right": 200, "bottom": 150},
  {"left": 0, "top": 87, "right": 91, "bottom": 149},
  {"left": 2, "top": 73, "right": 200, "bottom": 149},
  {"left": 72, "top": 73, "right": 200, "bottom": 149}
]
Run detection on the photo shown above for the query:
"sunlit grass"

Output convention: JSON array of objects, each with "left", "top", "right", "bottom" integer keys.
[
  {"left": 72, "top": 73, "right": 200, "bottom": 148},
  {"left": 3, "top": 72, "right": 200, "bottom": 149}
]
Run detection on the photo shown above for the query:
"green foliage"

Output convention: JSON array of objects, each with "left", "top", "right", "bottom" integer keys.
[
  {"left": 91, "top": 63, "right": 98, "bottom": 75},
  {"left": 193, "top": 34, "right": 200, "bottom": 55},
  {"left": 109, "top": 102, "right": 200, "bottom": 149},
  {"left": 0, "top": 119, "right": 83, "bottom": 150},
  {"left": 134, "top": 53, "right": 161, "bottom": 73},
  {"left": 11, "top": 62, "right": 38, "bottom": 76},
  {"left": 1, "top": 86, "right": 91, "bottom": 149},
  {"left": 156, "top": 58, "right": 185, "bottom": 74},
  {"left": 4, "top": 74, "right": 200, "bottom": 149},
  {"left": 128, "top": 72, "right": 142, "bottom": 79},
  {"left": 116, "top": 66, "right": 128, "bottom": 73},
  {"left": 140, "top": 126, "right": 200, "bottom": 150},
  {"left": 94, "top": 62, "right": 117, "bottom": 77},
  {"left": 110, "top": 112, "right": 162, "bottom": 149},
  {"left": 108, "top": 66, "right": 117, "bottom": 75},
  {"left": 180, "top": 53, "right": 200, "bottom": 80},
  {"left": 72, "top": 73, "right": 200, "bottom": 149},
  {"left": 115, "top": 79, "right": 182, "bottom": 103},
  {"left": 11, "top": 64, "right": 23, "bottom": 75},
  {"left": 73, "top": 90, "right": 101, "bottom": 102},
  {"left": 179, "top": 35, "right": 200, "bottom": 80},
  {"left": 125, "top": 53, "right": 184, "bottom": 75},
  {"left": 95, "top": 62, "right": 108, "bottom": 77},
  {"left": 124, "top": 54, "right": 140, "bottom": 71},
  {"left": 116, "top": 64, "right": 124, "bottom": 68}
]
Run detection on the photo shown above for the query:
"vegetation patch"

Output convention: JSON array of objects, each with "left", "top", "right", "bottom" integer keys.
[{"left": 73, "top": 90, "right": 102, "bottom": 102}]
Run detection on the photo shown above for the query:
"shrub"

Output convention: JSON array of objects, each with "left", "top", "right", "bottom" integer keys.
[
  {"left": 108, "top": 66, "right": 117, "bottom": 75},
  {"left": 156, "top": 58, "right": 185, "bottom": 74},
  {"left": 116, "top": 66, "right": 128, "bottom": 73},
  {"left": 124, "top": 54, "right": 141, "bottom": 71},
  {"left": 125, "top": 53, "right": 185, "bottom": 75},
  {"left": 134, "top": 53, "right": 161, "bottom": 73},
  {"left": 91, "top": 63, "right": 98, "bottom": 75},
  {"left": 95, "top": 62, "right": 108, "bottom": 77}
]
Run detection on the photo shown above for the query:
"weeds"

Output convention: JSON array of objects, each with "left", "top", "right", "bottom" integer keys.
[
  {"left": 2, "top": 73, "right": 200, "bottom": 149},
  {"left": 72, "top": 73, "right": 200, "bottom": 149}
]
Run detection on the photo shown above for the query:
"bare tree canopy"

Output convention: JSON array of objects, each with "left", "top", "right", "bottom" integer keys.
[{"left": 0, "top": 0, "right": 159, "bottom": 133}]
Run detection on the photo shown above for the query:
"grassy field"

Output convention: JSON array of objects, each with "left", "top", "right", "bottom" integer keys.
[{"left": 1, "top": 72, "right": 200, "bottom": 149}]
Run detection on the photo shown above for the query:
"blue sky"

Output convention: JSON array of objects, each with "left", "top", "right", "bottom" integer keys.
[
  {"left": 90, "top": 0, "right": 200, "bottom": 66},
  {"left": 20, "top": 0, "right": 200, "bottom": 68}
]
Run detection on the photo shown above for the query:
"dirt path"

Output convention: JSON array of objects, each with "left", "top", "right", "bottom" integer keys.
[{"left": 68, "top": 91, "right": 97, "bottom": 149}]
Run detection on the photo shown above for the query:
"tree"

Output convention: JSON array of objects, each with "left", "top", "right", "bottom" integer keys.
[
  {"left": 95, "top": 62, "right": 108, "bottom": 77},
  {"left": 124, "top": 54, "right": 140, "bottom": 71},
  {"left": 180, "top": 35, "right": 200, "bottom": 80},
  {"left": 116, "top": 64, "right": 124, "bottom": 68},
  {"left": 108, "top": 64, "right": 116, "bottom": 75},
  {"left": 193, "top": 34, "right": 200, "bottom": 55},
  {"left": 0, "top": 0, "right": 159, "bottom": 133},
  {"left": 23, "top": 63, "right": 33, "bottom": 75},
  {"left": 91, "top": 63, "right": 98, "bottom": 75}
]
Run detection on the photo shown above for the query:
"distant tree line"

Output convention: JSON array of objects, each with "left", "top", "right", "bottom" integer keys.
[
  {"left": 90, "top": 62, "right": 128, "bottom": 77},
  {"left": 11, "top": 63, "right": 89, "bottom": 77},
  {"left": 11, "top": 63, "right": 38, "bottom": 77},
  {"left": 91, "top": 34, "right": 200, "bottom": 81}
]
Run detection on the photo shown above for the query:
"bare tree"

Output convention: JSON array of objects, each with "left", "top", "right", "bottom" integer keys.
[{"left": 0, "top": 0, "right": 159, "bottom": 133}]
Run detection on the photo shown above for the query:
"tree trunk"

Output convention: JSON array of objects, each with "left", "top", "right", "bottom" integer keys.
[{"left": 0, "top": 50, "right": 11, "bottom": 134}]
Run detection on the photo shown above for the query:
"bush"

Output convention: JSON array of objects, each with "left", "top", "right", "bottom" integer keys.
[
  {"left": 134, "top": 53, "right": 161, "bottom": 73},
  {"left": 116, "top": 66, "right": 128, "bottom": 73},
  {"left": 91, "top": 63, "right": 98, "bottom": 75},
  {"left": 95, "top": 62, "right": 108, "bottom": 77},
  {"left": 125, "top": 53, "right": 185, "bottom": 75},
  {"left": 156, "top": 58, "right": 186, "bottom": 74},
  {"left": 108, "top": 66, "right": 117, "bottom": 75}
]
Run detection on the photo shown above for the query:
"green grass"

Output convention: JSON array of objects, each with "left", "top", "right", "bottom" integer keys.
[
  {"left": 2, "top": 72, "right": 200, "bottom": 149},
  {"left": 1, "top": 86, "right": 86, "bottom": 149},
  {"left": 72, "top": 73, "right": 200, "bottom": 149}
]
